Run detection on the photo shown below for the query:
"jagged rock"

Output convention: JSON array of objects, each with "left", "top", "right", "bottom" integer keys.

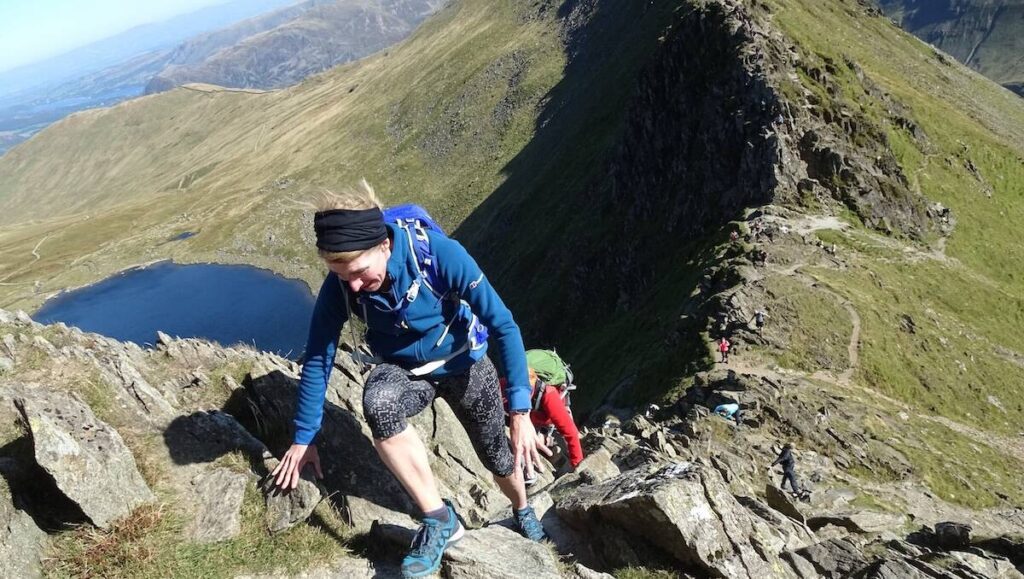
[
  {"left": 946, "top": 551, "right": 1021, "bottom": 578},
  {"left": 807, "top": 510, "right": 906, "bottom": 534},
  {"left": 935, "top": 521, "right": 972, "bottom": 549},
  {"left": 622, "top": 415, "right": 657, "bottom": 439},
  {"left": 161, "top": 408, "right": 321, "bottom": 534},
  {"left": 446, "top": 525, "right": 562, "bottom": 579},
  {"left": 31, "top": 335, "right": 56, "bottom": 355},
  {"left": 0, "top": 310, "right": 13, "bottom": 324},
  {"left": 0, "top": 475, "right": 47, "bottom": 579},
  {"left": 857, "top": 558, "right": 931, "bottom": 579},
  {"left": 370, "top": 519, "right": 561, "bottom": 579},
  {"left": 569, "top": 563, "right": 615, "bottom": 579},
  {"left": 0, "top": 357, "right": 12, "bottom": 373},
  {"left": 341, "top": 494, "right": 416, "bottom": 534},
  {"left": 263, "top": 469, "right": 324, "bottom": 534},
  {"left": 785, "top": 537, "right": 870, "bottom": 578},
  {"left": 242, "top": 364, "right": 507, "bottom": 527},
  {"left": 9, "top": 384, "right": 154, "bottom": 528},
  {"left": 766, "top": 483, "right": 806, "bottom": 524},
  {"left": 574, "top": 448, "right": 620, "bottom": 484},
  {"left": 97, "top": 352, "right": 178, "bottom": 421},
  {"left": 15, "top": 311, "right": 32, "bottom": 325},
  {"left": 186, "top": 468, "right": 251, "bottom": 543},
  {"left": 1, "top": 334, "right": 16, "bottom": 357},
  {"left": 156, "top": 331, "right": 173, "bottom": 347},
  {"left": 164, "top": 410, "right": 270, "bottom": 466},
  {"left": 557, "top": 462, "right": 794, "bottom": 576}
]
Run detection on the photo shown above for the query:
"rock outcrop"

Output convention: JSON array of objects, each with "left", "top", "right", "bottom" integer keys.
[
  {"left": 0, "top": 475, "right": 47, "bottom": 579},
  {"left": 558, "top": 461, "right": 808, "bottom": 577},
  {"left": 2, "top": 288, "right": 1023, "bottom": 578},
  {"left": 186, "top": 467, "right": 251, "bottom": 543},
  {"left": 6, "top": 384, "right": 154, "bottom": 529}
]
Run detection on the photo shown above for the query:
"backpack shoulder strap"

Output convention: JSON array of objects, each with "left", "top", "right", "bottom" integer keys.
[{"left": 395, "top": 220, "right": 447, "bottom": 298}]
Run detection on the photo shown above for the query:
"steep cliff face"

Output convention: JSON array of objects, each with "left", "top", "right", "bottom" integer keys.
[{"left": 462, "top": 0, "right": 941, "bottom": 411}]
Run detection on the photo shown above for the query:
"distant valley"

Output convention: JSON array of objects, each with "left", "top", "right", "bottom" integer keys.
[
  {"left": 0, "top": 0, "right": 443, "bottom": 155},
  {"left": 877, "top": 0, "right": 1024, "bottom": 96}
]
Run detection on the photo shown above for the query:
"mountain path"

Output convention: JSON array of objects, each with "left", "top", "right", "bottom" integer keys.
[{"left": 721, "top": 211, "right": 1024, "bottom": 467}]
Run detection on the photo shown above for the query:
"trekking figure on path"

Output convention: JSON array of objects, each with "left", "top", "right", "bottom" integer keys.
[
  {"left": 272, "top": 181, "right": 548, "bottom": 578},
  {"left": 718, "top": 337, "right": 731, "bottom": 364},
  {"left": 770, "top": 443, "right": 801, "bottom": 496},
  {"left": 713, "top": 402, "right": 742, "bottom": 424},
  {"left": 752, "top": 308, "right": 768, "bottom": 333}
]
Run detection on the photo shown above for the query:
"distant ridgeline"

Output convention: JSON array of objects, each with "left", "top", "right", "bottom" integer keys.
[{"left": 876, "top": 0, "right": 1024, "bottom": 96}]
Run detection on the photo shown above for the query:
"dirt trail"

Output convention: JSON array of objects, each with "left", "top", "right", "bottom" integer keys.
[{"left": 726, "top": 212, "right": 1024, "bottom": 468}]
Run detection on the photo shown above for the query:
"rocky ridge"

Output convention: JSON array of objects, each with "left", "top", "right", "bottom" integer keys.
[{"left": 1, "top": 308, "right": 1022, "bottom": 577}]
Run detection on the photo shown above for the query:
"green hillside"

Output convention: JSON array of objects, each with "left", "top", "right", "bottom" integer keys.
[{"left": 1, "top": 0, "right": 1023, "bottom": 511}]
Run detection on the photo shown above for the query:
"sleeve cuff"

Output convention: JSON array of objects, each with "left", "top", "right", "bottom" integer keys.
[
  {"left": 508, "top": 389, "right": 531, "bottom": 413},
  {"left": 293, "top": 426, "right": 318, "bottom": 445}
]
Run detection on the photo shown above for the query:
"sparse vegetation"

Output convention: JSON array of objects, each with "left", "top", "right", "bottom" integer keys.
[
  {"left": 43, "top": 489, "right": 350, "bottom": 579},
  {"left": 613, "top": 567, "right": 680, "bottom": 579}
]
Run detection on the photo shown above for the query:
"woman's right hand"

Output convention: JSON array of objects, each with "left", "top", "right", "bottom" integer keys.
[{"left": 271, "top": 443, "right": 323, "bottom": 490}]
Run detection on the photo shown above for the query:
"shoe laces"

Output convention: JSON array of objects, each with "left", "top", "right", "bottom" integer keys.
[{"left": 409, "top": 518, "right": 443, "bottom": 556}]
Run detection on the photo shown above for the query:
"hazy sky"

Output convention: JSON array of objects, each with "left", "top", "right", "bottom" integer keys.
[{"left": 0, "top": 0, "right": 228, "bottom": 73}]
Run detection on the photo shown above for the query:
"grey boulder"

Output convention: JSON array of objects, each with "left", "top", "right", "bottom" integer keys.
[
  {"left": 186, "top": 467, "right": 251, "bottom": 543},
  {"left": 0, "top": 475, "right": 47, "bottom": 578},
  {"left": 12, "top": 385, "right": 154, "bottom": 528}
]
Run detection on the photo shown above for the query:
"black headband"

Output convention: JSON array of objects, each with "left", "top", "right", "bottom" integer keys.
[{"left": 313, "top": 207, "right": 387, "bottom": 252}]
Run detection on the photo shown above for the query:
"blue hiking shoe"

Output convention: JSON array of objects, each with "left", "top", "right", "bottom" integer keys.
[
  {"left": 513, "top": 505, "right": 547, "bottom": 542},
  {"left": 401, "top": 500, "right": 464, "bottom": 578}
]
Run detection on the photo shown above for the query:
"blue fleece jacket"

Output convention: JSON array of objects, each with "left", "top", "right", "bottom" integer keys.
[{"left": 293, "top": 223, "right": 532, "bottom": 444}]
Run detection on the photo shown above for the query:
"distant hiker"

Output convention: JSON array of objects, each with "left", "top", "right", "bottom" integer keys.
[
  {"left": 713, "top": 402, "right": 740, "bottom": 422},
  {"left": 716, "top": 311, "right": 729, "bottom": 334},
  {"left": 274, "top": 181, "right": 548, "bottom": 578},
  {"left": 730, "top": 230, "right": 739, "bottom": 242},
  {"left": 770, "top": 443, "right": 801, "bottom": 495},
  {"left": 718, "top": 337, "right": 731, "bottom": 363},
  {"left": 752, "top": 309, "right": 768, "bottom": 333},
  {"left": 754, "top": 248, "right": 768, "bottom": 266},
  {"left": 645, "top": 403, "right": 661, "bottom": 419}
]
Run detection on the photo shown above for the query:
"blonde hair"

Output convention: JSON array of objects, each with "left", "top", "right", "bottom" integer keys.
[{"left": 311, "top": 179, "right": 385, "bottom": 263}]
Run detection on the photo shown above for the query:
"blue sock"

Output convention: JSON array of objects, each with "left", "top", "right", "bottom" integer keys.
[{"left": 515, "top": 506, "right": 532, "bottom": 518}]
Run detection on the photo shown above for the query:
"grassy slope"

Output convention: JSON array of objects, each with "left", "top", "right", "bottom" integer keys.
[
  {"left": 877, "top": 1, "right": 1024, "bottom": 88},
  {"left": 742, "top": 0, "right": 1024, "bottom": 513},
  {"left": 0, "top": 0, "right": 568, "bottom": 305}
]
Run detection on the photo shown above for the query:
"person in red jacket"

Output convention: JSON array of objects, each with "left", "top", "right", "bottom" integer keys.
[
  {"left": 718, "top": 337, "right": 731, "bottom": 363},
  {"left": 502, "top": 367, "right": 584, "bottom": 474}
]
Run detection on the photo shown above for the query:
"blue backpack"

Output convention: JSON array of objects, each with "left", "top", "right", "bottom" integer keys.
[
  {"left": 378, "top": 204, "right": 489, "bottom": 356},
  {"left": 383, "top": 204, "right": 447, "bottom": 297}
]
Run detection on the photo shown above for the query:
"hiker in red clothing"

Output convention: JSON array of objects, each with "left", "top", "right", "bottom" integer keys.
[
  {"left": 525, "top": 367, "right": 584, "bottom": 469},
  {"left": 718, "top": 337, "right": 731, "bottom": 363},
  {"left": 501, "top": 350, "right": 584, "bottom": 478}
]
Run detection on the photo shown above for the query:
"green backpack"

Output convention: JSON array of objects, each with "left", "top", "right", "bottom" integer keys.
[{"left": 526, "top": 349, "right": 576, "bottom": 410}]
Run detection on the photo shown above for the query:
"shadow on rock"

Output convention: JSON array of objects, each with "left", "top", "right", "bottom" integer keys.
[
  {"left": 162, "top": 369, "right": 414, "bottom": 520},
  {"left": 0, "top": 438, "right": 90, "bottom": 532}
]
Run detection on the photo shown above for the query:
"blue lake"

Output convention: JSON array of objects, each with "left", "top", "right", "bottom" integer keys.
[{"left": 34, "top": 262, "right": 316, "bottom": 357}]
